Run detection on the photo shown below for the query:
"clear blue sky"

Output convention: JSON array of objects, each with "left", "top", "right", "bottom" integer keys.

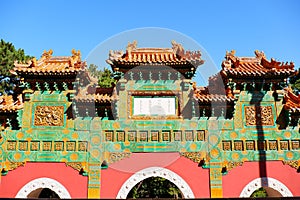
[{"left": 1, "top": 0, "right": 299, "bottom": 84}]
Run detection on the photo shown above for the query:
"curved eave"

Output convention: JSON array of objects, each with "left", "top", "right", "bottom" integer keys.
[
  {"left": 221, "top": 69, "right": 295, "bottom": 79},
  {"left": 0, "top": 108, "right": 22, "bottom": 113},
  {"left": 194, "top": 96, "right": 236, "bottom": 103},
  {"left": 110, "top": 59, "right": 204, "bottom": 67}
]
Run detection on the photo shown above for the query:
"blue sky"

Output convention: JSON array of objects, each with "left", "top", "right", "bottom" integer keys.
[{"left": 1, "top": 0, "right": 299, "bottom": 84}]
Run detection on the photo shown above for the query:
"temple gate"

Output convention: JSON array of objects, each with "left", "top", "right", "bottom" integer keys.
[{"left": 0, "top": 41, "right": 300, "bottom": 198}]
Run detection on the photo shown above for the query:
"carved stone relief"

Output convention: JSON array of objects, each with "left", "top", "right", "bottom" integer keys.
[
  {"left": 245, "top": 106, "right": 274, "bottom": 126},
  {"left": 34, "top": 106, "right": 64, "bottom": 126}
]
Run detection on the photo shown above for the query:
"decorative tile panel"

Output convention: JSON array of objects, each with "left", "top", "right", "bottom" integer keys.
[
  {"left": 78, "top": 141, "right": 88, "bottom": 151},
  {"left": 246, "top": 140, "right": 255, "bottom": 150},
  {"left": 128, "top": 131, "right": 136, "bottom": 141},
  {"left": 222, "top": 141, "right": 232, "bottom": 151},
  {"left": 258, "top": 140, "right": 266, "bottom": 151},
  {"left": 162, "top": 131, "right": 170, "bottom": 141},
  {"left": 234, "top": 141, "right": 243, "bottom": 151},
  {"left": 19, "top": 141, "right": 28, "bottom": 151},
  {"left": 151, "top": 131, "right": 159, "bottom": 141},
  {"left": 139, "top": 131, "right": 147, "bottom": 142},
  {"left": 185, "top": 131, "right": 193, "bottom": 141},
  {"left": 268, "top": 140, "right": 278, "bottom": 150},
  {"left": 174, "top": 130, "right": 182, "bottom": 141},
  {"left": 7, "top": 141, "right": 17, "bottom": 151},
  {"left": 31, "top": 141, "right": 40, "bottom": 151},
  {"left": 280, "top": 140, "right": 289, "bottom": 150},
  {"left": 43, "top": 141, "right": 52, "bottom": 151},
  {"left": 117, "top": 131, "right": 125, "bottom": 142},
  {"left": 291, "top": 140, "right": 300, "bottom": 150},
  {"left": 105, "top": 131, "right": 113, "bottom": 141},
  {"left": 197, "top": 130, "right": 205, "bottom": 141},
  {"left": 54, "top": 141, "right": 64, "bottom": 151},
  {"left": 66, "top": 141, "right": 76, "bottom": 151}
]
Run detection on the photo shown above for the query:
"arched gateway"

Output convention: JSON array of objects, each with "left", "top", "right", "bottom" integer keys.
[
  {"left": 116, "top": 167, "right": 195, "bottom": 199},
  {"left": 1, "top": 42, "right": 300, "bottom": 198},
  {"left": 240, "top": 177, "right": 293, "bottom": 197},
  {"left": 15, "top": 177, "right": 71, "bottom": 198}
]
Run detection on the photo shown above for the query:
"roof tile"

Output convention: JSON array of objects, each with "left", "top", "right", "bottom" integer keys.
[
  {"left": 0, "top": 95, "right": 23, "bottom": 113},
  {"left": 221, "top": 50, "right": 295, "bottom": 78},
  {"left": 13, "top": 49, "right": 86, "bottom": 76}
]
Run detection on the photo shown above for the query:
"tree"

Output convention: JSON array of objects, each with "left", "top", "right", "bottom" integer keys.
[
  {"left": 250, "top": 187, "right": 268, "bottom": 198},
  {"left": 127, "top": 177, "right": 183, "bottom": 199},
  {"left": 289, "top": 69, "right": 300, "bottom": 94},
  {"left": 0, "top": 39, "right": 32, "bottom": 95},
  {"left": 87, "top": 64, "right": 116, "bottom": 88}
]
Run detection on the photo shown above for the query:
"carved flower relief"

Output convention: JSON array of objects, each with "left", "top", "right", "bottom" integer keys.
[{"left": 34, "top": 106, "right": 64, "bottom": 126}]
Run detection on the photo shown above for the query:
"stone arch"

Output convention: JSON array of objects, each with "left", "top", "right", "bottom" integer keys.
[
  {"left": 239, "top": 177, "right": 293, "bottom": 197},
  {"left": 116, "top": 167, "right": 195, "bottom": 199},
  {"left": 15, "top": 177, "right": 71, "bottom": 198}
]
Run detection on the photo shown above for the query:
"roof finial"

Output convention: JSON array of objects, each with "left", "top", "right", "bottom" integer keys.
[
  {"left": 71, "top": 49, "right": 81, "bottom": 61},
  {"left": 41, "top": 49, "right": 53, "bottom": 60},
  {"left": 126, "top": 40, "right": 137, "bottom": 54},
  {"left": 171, "top": 40, "right": 184, "bottom": 57},
  {"left": 254, "top": 50, "right": 265, "bottom": 59},
  {"left": 225, "top": 50, "right": 236, "bottom": 58}
]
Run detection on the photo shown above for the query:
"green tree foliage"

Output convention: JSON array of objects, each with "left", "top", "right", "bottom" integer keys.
[
  {"left": 250, "top": 187, "right": 268, "bottom": 198},
  {"left": 289, "top": 69, "right": 300, "bottom": 94},
  {"left": 0, "top": 39, "right": 32, "bottom": 95},
  {"left": 127, "top": 177, "right": 183, "bottom": 199},
  {"left": 88, "top": 64, "right": 116, "bottom": 88}
]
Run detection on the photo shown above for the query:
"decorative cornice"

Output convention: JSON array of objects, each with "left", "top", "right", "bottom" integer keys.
[
  {"left": 65, "top": 162, "right": 85, "bottom": 172},
  {"left": 180, "top": 152, "right": 205, "bottom": 163},
  {"left": 2, "top": 162, "right": 26, "bottom": 175},
  {"left": 106, "top": 152, "right": 131, "bottom": 164},
  {"left": 226, "top": 161, "right": 243, "bottom": 171},
  {"left": 282, "top": 160, "right": 299, "bottom": 171}
]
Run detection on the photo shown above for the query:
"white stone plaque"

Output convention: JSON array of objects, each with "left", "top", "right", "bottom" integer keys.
[{"left": 133, "top": 97, "right": 176, "bottom": 116}]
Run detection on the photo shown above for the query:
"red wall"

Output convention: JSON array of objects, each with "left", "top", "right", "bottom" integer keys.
[
  {"left": 101, "top": 152, "right": 210, "bottom": 198},
  {"left": 222, "top": 161, "right": 300, "bottom": 197},
  {"left": 0, "top": 162, "right": 88, "bottom": 198}
]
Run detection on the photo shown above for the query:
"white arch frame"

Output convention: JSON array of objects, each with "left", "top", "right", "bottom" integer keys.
[
  {"left": 240, "top": 177, "right": 293, "bottom": 197},
  {"left": 15, "top": 177, "right": 71, "bottom": 198},
  {"left": 116, "top": 167, "right": 195, "bottom": 199}
]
